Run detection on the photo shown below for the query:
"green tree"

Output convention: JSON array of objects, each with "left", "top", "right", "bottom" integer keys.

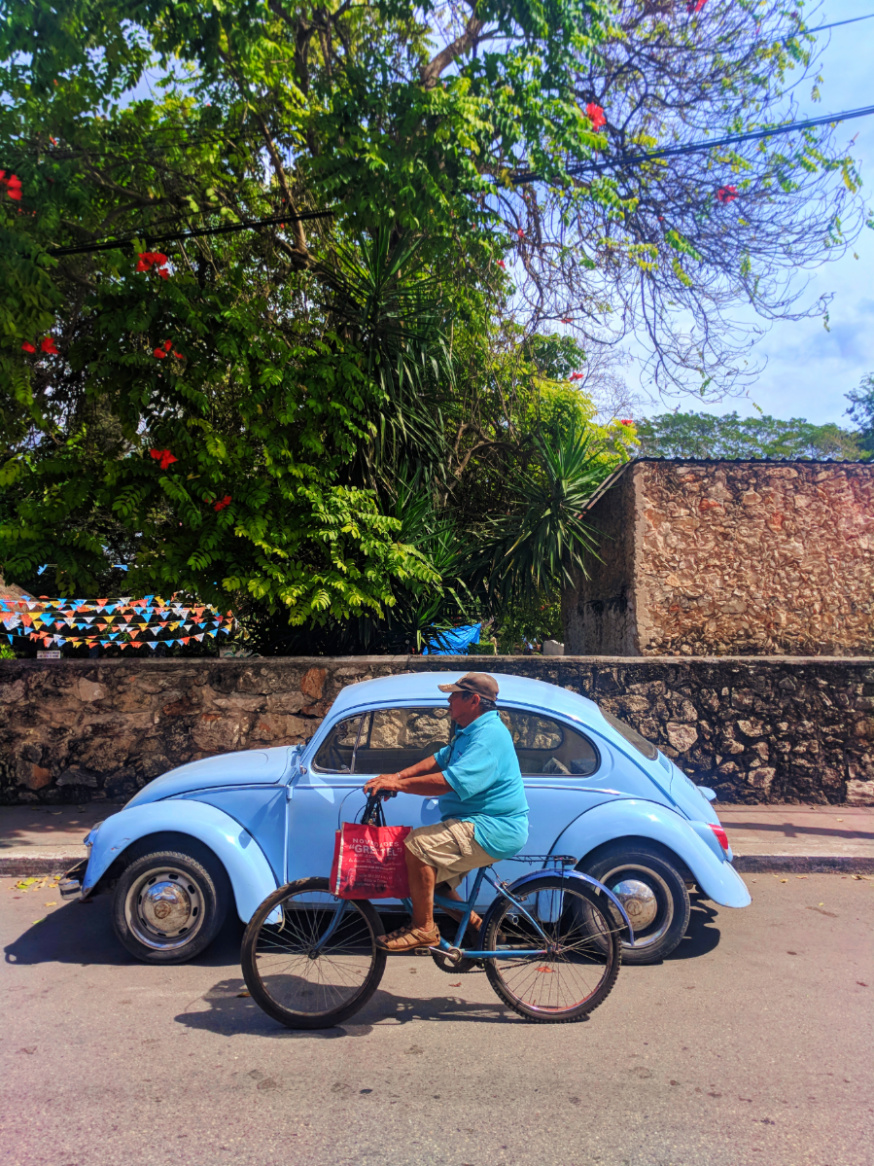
[
  {"left": 635, "top": 411, "right": 866, "bottom": 460},
  {"left": 0, "top": 0, "right": 864, "bottom": 644},
  {"left": 846, "top": 374, "right": 874, "bottom": 457}
]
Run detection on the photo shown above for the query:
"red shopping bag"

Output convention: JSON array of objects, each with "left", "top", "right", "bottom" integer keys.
[{"left": 330, "top": 821, "right": 411, "bottom": 899}]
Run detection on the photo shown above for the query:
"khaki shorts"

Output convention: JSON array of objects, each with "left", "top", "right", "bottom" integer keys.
[{"left": 404, "top": 819, "right": 496, "bottom": 889}]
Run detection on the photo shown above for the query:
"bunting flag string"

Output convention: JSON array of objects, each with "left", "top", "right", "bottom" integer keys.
[{"left": 0, "top": 593, "right": 238, "bottom": 650}]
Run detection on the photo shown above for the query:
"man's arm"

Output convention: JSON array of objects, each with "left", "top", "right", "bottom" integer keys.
[{"left": 363, "top": 754, "right": 451, "bottom": 798}]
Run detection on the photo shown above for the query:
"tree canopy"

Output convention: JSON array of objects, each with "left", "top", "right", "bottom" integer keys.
[
  {"left": 635, "top": 410, "right": 867, "bottom": 461},
  {"left": 846, "top": 374, "right": 874, "bottom": 458},
  {"left": 0, "top": 0, "right": 865, "bottom": 648}
]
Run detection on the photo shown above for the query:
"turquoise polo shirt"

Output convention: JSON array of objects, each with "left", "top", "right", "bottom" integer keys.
[{"left": 433, "top": 709, "right": 529, "bottom": 860}]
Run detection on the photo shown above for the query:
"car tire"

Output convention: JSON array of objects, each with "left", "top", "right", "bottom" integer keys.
[
  {"left": 112, "top": 847, "right": 230, "bottom": 964},
  {"left": 581, "top": 842, "right": 691, "bottom": 964}
]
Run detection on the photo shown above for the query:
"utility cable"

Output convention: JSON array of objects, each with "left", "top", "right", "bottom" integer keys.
[{"left": 511, "top": 102, "right": 874, "bottom": 184}]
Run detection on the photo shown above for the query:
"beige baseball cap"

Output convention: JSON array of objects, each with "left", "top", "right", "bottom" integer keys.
[{"left": 437, "top": 672, "right": 500, "bottom": 701}]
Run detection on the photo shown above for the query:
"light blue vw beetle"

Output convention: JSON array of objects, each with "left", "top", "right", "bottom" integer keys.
[{"left": 61, "top": 672, "right": 750, "bottom": 964}]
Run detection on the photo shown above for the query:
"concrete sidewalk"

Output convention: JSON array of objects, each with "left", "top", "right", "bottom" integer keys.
[{"left": 0, "top": 800, "right": 872, "bottom": 878}]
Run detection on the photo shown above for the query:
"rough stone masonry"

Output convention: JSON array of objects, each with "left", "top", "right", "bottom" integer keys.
[
  {"left": 563, "top": 459, "right": 874, "bottom": 657},
  {"left": 1, "top": 656, "right": 872, "bottom": 806}
]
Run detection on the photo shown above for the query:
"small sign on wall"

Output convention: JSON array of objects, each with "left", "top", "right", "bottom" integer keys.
[{"left": 37, "top": 650, "right": 62, "bottom": 659}]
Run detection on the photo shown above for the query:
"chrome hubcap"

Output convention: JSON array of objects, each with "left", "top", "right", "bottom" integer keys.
[
  {"left": 125, "top": 868, "right": 205, "bottom": 951},
  {"left": 610, "top": 878, "right": 658, "bottom": 930},
  {"left": 600, "top": 865, "right": 673, "bottom": 948},
  {"left": 141, "top": 880, "right": 193, "bottom": 932}
]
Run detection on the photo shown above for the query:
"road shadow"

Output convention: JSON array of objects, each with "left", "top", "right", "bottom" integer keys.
[
  {"left": 4, "top": 896, "right": 245, "bottom": 968},
  {"left": 664, "top": 894, "right": 721, "bottom": 962},
  {"left": 175, "top": 974, "right": 538, "bottom": 1039}
]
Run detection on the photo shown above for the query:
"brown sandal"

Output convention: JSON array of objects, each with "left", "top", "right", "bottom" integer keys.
[{"left": 377, "top": 925, "right": 440, "bottom": 953}]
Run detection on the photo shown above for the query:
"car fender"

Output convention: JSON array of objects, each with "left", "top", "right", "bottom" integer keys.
[
  {"left": 82, "top": 800, "right": 280, "bottom": 922},
  {"left": 552, "top": 799, "right": 751, "bottom": 908}
]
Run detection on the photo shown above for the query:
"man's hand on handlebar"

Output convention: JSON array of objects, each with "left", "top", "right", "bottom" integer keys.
[{"left": 363, "top": 773, "right": 403, "bottom": 795}]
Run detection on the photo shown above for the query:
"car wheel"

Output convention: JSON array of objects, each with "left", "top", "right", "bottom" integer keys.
[
  {"left": 112, "top": 847, "right": 230, "bottom": 964},
  {"left": 582, "top": 843, "right": 691, "bottom": 964}
]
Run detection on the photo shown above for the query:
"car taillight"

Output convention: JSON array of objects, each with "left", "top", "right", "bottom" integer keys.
[{"left": 709, "top": 824, "right": 730, "bottom": 851}]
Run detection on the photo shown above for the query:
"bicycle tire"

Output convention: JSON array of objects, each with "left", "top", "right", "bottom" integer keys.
[
  {"left": 482, "top": 874, "right": 622, "bottom": 1023},
  {"left": 241, "top": 877, "right": 387, "bottom": 1029}
]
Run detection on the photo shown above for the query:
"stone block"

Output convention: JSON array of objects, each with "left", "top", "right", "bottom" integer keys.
[
  {"left": 74, "top": 677, "right": 105, "bottom": 702},
  {"left": 0, "top": 679, "right": 26, "bottom": 704},
  {"left": 57, "top": 767, "right": 100, "bottom": 788},
  {"left": 846, "top": 779, "right": 874, "bottom": 805},
  {"left": 23, "top": 764, "right": 53, "bottom": 791},
  {"left": 300, "top": 667, "right": 328, "bottom": 700},
  {"left": 666, "top": 722, "right": 698, "bottom": 753},
  {"left": 746, "top": 767, "right": 775, "bottom": 794}
]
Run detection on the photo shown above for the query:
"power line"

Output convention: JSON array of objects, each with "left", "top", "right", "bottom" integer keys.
[
  {"left": 511, "top": 103, "right": 874, "bottom": 184},
  {"left": 48, "top": 209, "right": 335, "bottom": 257},
  {"left": 802, "top": 12, "right": 874, "bottom": 34}
]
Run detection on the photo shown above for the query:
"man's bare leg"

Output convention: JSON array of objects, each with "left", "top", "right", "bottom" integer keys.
[
  {"left": 436, "top": 883, "right": 483, "bottom": 932},
  {"left": 406, "top": 850, "right": 438, "bottom": 932}
]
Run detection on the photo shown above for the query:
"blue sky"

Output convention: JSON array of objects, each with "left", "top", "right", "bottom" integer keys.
[{"left": 639, "top": 2, "right": 874, "bottom": 427}]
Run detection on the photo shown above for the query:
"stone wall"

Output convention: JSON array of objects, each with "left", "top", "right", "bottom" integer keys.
[
  {"left": 1, "top": 656, "right": 872, "bottom": 806},
  {"left": 563, "top": 459, "right": 874, "bottom": 656}
]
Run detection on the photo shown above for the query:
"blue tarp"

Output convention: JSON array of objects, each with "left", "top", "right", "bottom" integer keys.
[{"left": 423, "top": 623, "right": 481, "bottom": 655}]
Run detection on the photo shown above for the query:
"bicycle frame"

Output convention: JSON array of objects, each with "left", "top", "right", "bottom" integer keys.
[{"left": 311, "top": 864, "right": 565, "bottom": 960}]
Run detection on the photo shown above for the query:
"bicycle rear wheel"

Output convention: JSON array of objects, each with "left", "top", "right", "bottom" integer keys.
[
  {"left": 241, "top": 877, "right": 387, "bottom": 1029},
  {"left": 482, "top": 874, "right": 622, "bottom": 1023}
]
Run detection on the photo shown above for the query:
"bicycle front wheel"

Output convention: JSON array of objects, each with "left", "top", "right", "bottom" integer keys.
[
  {"left": 241, "top": 877, "right": 387, "bottom": 1029},
  {"left": 483, "top": 874, "right": 622, "bottom": 1023}
]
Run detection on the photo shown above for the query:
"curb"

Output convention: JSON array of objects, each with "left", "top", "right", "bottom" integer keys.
[
  {"left": 2, "top": 852, "right": 873, "bottom": 879},
  {"left": 1, "top": 852, "right": 86, "bottom": 878},
  {"left": 732, "top": 855, "right": 874, "bottom": 875}
]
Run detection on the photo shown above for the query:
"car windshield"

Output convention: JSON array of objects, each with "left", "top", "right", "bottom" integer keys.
[{"left": 599, "top": 709, "right": 658, "bottom": 761}]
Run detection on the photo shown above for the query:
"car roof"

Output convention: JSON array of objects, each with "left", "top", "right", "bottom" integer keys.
[{"left": 328, "top": 670, "right": 607, "bottom": 729}]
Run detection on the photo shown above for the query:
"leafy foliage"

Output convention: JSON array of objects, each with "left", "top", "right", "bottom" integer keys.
[
  {"left": 635, "top": 411, "right": 867, "bottom": 461},
  {"left": 845, "top": 375, "right": 874, "bottom": 458},
  {"left": 0, "top": 0, "right": 865, "bottom": 649}
]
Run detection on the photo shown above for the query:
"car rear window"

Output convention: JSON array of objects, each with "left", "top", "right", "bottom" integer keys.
[{"left": 600, "top": 709, "right": 658, "bottom": 760}]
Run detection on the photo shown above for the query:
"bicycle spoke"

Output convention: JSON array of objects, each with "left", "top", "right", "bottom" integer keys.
[{"left": 485, "top": 881, "right": 620, "bottom": 1019}]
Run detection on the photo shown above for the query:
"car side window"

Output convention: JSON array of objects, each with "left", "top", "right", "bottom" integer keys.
[
  {"left": 353, "top": 707, "right": 453, "bottom": 775},
  {"left": 312, "top": 715, "right": 365, "bottom": 773},
  {"left": 499, "top": 708, "right": 599, "bottom": 778}
]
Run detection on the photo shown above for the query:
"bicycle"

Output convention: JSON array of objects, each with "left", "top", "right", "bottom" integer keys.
[{"left": 241, "top": 795, "right": 634, "bottom": 1029}]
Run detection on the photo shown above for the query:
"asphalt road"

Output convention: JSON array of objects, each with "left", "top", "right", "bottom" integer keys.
[{"left": 1, "top": 874, "right": 872, "bottom": 1166}]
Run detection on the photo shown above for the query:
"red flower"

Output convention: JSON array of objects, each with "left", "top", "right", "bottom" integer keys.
[
  {"left": 40, "top": 336, "right": 59, "bottom": 354},
  {"left": 619, "top": 418, "right": 633, "bottom": 426},
  {"left": 569, "top": 372, "right": 585, "bottom": 382},
  {"left": 586, "top": 103, "right": 606, "bottom": 132},
  {"left": 687, "top": 0, "right": 707, "bottom": 12},
  {"left": 136, "top": 252, "right": 170, "bottom": 275},
  {"left": 516, "top": 229, "right": 524, "bottom": 238},
  {"left": 497, "top": 260, "right": 506, "bottom": 269},
  {"left": 149, "top": 449, "right": 178, "bottom": 470},
  {"left": 172, "top": 351, "right": 185, "bottom": 360},
  {"left": 0, "top": 172, "right": 23, "bottom": 201},
  {"left": 153, "top": 348, "right": 167, "bottom": 359},
  {"left": 561, "top": 318, "right": 572, "bottom": 324},
  {"left": 163, "top": 339, "right": 173, "bottom": 351},
  {"left": 20, "top": 341, "right": 36, "bottom": 353},
  {"left": 716, "top": 185, "right": 737, "bottom": 203},
  {"left": 213, "top": 495, "right": 232, "bottom": 512},
  {"left": 50, "top": 136, "right": 58, "bottom": 146}
]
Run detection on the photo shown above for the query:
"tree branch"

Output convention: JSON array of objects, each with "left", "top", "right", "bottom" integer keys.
[{"left": 421, "top": 15, "right": 484, "bottom": 89}]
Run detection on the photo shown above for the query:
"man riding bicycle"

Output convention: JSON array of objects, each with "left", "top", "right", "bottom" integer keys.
[{"left": 363, "top": 672, "right": 529, "bottom": 953}]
